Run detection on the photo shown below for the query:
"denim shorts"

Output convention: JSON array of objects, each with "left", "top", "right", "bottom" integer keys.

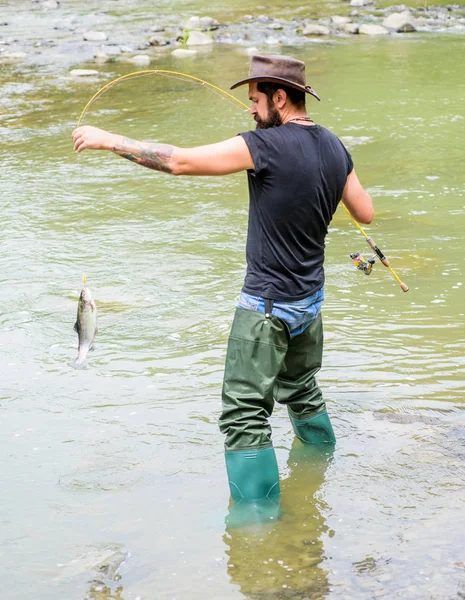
[{"left": 237, "top": 287, "right": 324, "bottom": 338}]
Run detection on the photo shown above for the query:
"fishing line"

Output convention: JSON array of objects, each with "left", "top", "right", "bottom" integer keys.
[
  {"left": 77, "top": 69, "right": 408, "bottom": 292},
  {"left": 77, "top": 69, "right": 249, "bottom": 127}
]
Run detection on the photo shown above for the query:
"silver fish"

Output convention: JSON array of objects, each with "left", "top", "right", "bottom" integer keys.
[{"left": 73, "top": 286, "right": 98, "bottom": 368}]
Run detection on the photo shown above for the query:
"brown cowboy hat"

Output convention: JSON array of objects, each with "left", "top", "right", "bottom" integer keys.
[{"left": 230, "top": 54, "right": 321, "bottom": 101}]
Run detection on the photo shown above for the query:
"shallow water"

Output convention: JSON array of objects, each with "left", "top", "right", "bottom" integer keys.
[{"left": 1, "top": 6, "right": 465, "bottom": 600}]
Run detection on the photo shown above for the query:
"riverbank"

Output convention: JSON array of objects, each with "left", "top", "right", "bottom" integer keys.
[{"left": 1, "top": 0, "right": 464, "bottom": 70}]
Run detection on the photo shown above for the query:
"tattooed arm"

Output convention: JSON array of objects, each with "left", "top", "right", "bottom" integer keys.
[{"left": 72, "top": 126, "right": 253, "bottom": 176}]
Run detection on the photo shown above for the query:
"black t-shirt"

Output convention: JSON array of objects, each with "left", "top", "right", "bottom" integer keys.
[{"left": 240, "top": 123, "right": 353, "bottom": 301}]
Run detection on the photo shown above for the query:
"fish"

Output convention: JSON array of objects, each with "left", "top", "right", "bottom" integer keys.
[{"left": 72, "top": 286, "right": 98, "bottom": 369}]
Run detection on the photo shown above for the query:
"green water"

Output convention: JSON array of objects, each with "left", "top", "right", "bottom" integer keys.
[{"left": 1, "top": 12, "right": 465, "bottom": 600}]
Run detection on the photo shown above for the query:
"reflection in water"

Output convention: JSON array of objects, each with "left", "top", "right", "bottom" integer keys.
[
  {"left": 85, "top": 582, "right": 125, "bottom": 600},
  {"left": 223, "top": 440, "right": 334, "bottom": 600}
]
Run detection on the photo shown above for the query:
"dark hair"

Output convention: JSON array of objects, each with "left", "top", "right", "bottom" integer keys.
[{"left": 257, "top": 81, "right": 306, "bottom": 109}]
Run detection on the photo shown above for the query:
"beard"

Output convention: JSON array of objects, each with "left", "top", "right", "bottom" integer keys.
[{"left": 255, "top": 102, "right": 282, "bottom": 129}]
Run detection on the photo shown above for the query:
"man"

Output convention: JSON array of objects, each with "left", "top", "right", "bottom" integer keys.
[{"left": 72, "top": 55, "right": 373, "bottom": 511}]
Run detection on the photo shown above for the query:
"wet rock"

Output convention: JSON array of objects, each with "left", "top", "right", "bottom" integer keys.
[
  {"left": 171, "top": 48, "right": 197, "bottom": 57},
  {"left": 382, "top": 10, "right": 418, "bottom": 32},
  {"left": 83, "top": 31, "right": 107, "bottom": 42},
  {"left": 359, "top": 23, "right": 390, "bottom": 34},
  {"left": 331, "top": 16, "right": 352, "bottom": 26},
  {"left": 268, "top": 22, "right": 284, "bottom": 30},
  {"left": 128, "top": 54, "right": 151, "bottom": 65},
  {"left": 94, "top": 52, "right": 111, "bottom": 63},
  {"left": 186, "top": 16, "right": 219, "bottom": 31},
  {"left": 199, "top": 16, "right": 219, "bottom": 30},
  {"left": 186, "top": 31, "right": 213, "bottom": 45},
  {"left": 303, "top": 23, "right": 331, "bottom": 35},
  {"left": 344, "top": 22, "right": 360, "bottom": 33},
  {"left": 93, "top": 551, "right": 128, "bottom": 581},
  {"left": 70, "top": 69, "right": 99, "bottom": 77},
  {"left": 149, "top": 35, "right": 169, "bottom": 46}
]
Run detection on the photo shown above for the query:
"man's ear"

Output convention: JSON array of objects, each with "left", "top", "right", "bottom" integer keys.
[{"left": 274, "top": 88, "right": 287, "bottom": 109}]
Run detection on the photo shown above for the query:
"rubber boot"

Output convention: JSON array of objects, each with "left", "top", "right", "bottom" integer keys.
[
  {"left": 288, "top": 409, "right": 336, "bottom": 445},
  {"left": 224, "top": 447, "right": 281, "bottom": 528}
]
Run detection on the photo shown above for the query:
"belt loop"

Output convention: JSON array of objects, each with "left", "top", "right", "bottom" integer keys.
[{"left": 264, "top": 298, "right": 274, "bottom": 319}]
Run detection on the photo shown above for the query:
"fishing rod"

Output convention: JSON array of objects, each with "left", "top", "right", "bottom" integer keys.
[{"left": 77, "top": 69, "right": 408, "bottom": 293}]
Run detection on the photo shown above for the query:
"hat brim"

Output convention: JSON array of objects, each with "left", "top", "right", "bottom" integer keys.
[{"left": 230, "top": 76, "right": 321, "bottom": 101}]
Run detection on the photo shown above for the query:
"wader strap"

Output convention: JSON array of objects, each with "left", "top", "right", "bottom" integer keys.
[{"left": 264, "top": 298, "right": 274, "bottom": 318}]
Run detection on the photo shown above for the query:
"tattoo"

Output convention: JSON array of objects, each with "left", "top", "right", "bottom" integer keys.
[{"left": 113, "top": 137, "right": 174, "bottom": 173}]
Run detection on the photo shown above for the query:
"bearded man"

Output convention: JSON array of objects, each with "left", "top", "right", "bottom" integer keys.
[{"left": 72, "top": 55, "right": 374, "bottom": 514}]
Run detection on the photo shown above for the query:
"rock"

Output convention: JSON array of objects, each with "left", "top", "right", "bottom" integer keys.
[
  {"left": 93, "top": 551, "right": 128, "bottom": 581},
  {"left": 128, "top": 54, "right": 151, "bottom": 65},
  {"left": 331, "top": 16, "right": 352, "bottom": 26},
  {"left": 41, "top": 0, "right": 59, "bottom": 8},
  {"left": 185, "top": 16, "right": 218, "bottom": 31},
  {"left": 83, "top": 31, "right": 107, "bottom": 42},
  {"left": 382, "top": 10, "right": 418, "bottom": 32},
  {"left": 100, "top": 45, "right": 120, "bottom": 56},
  {"left": 359, "top": 24, "right": 390, "bottom": 34},
  {"left": 350, "top": 0, "right": 372, "bottom": 6},
  {"left": 186, "top": 31, "right": 213, "bottom": 45},
  {"left": 186, "top": 16, "right": 201, "bottom": 29},
  {"left": 303, "top": 23, "right": 331, "bottom": 35},
  {"left": 199, "top": 16, "right": 219, "bottom": 30},
  {"left": 120, "top": 45, "right": 133, "bottom": 53},
  {"left": 70, "top": 69, "right": 99, "bottom": 77},
  {"left": 268, "top": 22, "right": 284, "bottom": 30},
  {"left": 150, "top": 23, "right": 165, "bottom": 33},
  {"left": 344, "top": 22, "right": 360, "bottom": 33},
  {"left": 94, "top": 52, "right": 111, "bottom": 63},
  {"left": 149, "top": 35, "right": 169, "bottom": 46},
  {"left": 171, "top": 48, "right": 197, "bottom": 57}
]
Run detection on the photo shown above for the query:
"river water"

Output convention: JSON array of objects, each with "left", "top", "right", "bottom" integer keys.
[{"left": 1, "top": 3, "right": 465, "bottom": 599}]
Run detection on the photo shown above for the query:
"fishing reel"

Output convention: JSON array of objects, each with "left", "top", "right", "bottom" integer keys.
[{"left": 350, "top": 252, "right": 376, "bottom": 275}]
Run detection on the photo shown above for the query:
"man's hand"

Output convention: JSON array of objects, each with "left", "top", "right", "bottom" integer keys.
[{"left": 72, "top": 126, "right": 116, "bottom": 152}]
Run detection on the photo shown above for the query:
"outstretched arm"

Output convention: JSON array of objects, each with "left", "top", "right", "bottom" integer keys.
[
  {"left": 72, "top": 126, "right": 254, "bottom": 176},
  {"left": 341, "top": 169, "right": 374, "bottom": 224}
]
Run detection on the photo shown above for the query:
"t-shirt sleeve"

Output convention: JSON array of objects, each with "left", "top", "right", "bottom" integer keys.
[
  {"left": 239, "top": 130, "right": 271, "bottom": 174},
  {"left": 338, "top": 138, "right": 354, "bottom": 175}
]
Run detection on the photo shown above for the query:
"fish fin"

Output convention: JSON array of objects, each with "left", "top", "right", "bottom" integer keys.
[{"left": 74, "top": 320, "right": 80, "bottom": 334}]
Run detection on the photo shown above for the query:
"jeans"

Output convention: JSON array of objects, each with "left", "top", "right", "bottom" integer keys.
[{"left": 237, "top": 287, "right": 324, "bottom": 338}]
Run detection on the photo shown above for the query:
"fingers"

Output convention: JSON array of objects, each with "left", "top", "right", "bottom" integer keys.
[{"left": 72, "top": 127, "right": 87, "bottom": 152}]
